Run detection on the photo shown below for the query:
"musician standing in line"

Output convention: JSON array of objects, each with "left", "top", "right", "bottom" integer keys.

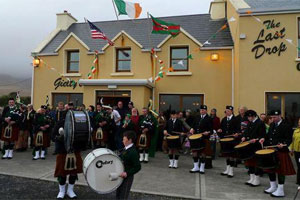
[
  {"left": 1, "top": 98, "right": 20, "bottom": 159},
  {"left": 259, "top": 110, "right": 295, "bottom": 197},
  {"left": 241, "top": 110, "right": 266, "bottom": 186},
  {"left": 218, "top": 106, "right": 240, "bottom": 178},
  {"left": 52, "top": 102, "right": 67, "bottom": 155},
  {"left": 33, "top": 105, "right": 51, "bottom": 160},
  {"left": 164, "top": 111, "right": 184, "bottom": 169},
  {"left": 26, "top": 104, "right": 36, "bottom": 149},
  {"left": 93, "top": 103, "right": 109, "bottom": 148},
  {"left": 189, "top": 105, "right": 213, "bottom": 174}
]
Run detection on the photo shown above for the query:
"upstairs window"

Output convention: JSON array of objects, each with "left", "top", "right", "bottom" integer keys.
[
  {"left": 170, "top": 47, "right": 189, "bottom": 71},
  {"left": 116, "top": 48, "right": 131, "bottom": 72},
  {"left": 67, "top": 50, "right": 79, "bottom": 73}
]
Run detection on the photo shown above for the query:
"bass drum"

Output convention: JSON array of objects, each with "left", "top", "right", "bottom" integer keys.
[
  {"left": 64, "top": 110, "right": 91, "bottom": 152},
  {"left": 83, "top": 148, "right": 124, "bottom": 194}
]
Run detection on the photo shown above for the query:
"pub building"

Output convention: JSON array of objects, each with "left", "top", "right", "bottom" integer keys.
[{"left": 31, "top": 0, "right": 300, "bottom": 126}]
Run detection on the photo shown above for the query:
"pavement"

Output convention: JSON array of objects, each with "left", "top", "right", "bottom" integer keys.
[{"left": 0, "top": 145, "right": 299, "bottom": 200}]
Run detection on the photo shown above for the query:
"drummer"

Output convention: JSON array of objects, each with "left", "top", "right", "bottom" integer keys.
[
  {"left": 217, "top": 105, "right": 240, "bottom": 178},
  {"left": 117, "top": 130, "right": 141, "bottom": 199},
  {"left": 241, "top": 110, "right": 266, "bottom": 187},
  {"left": 54, "top": 117, "right": 84, "bottom": 199},
  {"left": 164, "top": 110, "right": 184, "bottom": 169},
  {"left": 189, "top": 105, "right": 213, "bottom": 174},
  {"left": 259, "top": 110, "right": 295, "bottom": 197}
]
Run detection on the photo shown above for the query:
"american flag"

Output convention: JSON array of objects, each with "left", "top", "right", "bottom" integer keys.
[{"left": 86, "top": 19, "right": 114, "bottom": 46}]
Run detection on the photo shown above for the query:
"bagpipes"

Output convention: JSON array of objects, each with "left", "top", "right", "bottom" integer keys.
[{"left": 148, "top": 99, "right": 159, "bottom": 118}]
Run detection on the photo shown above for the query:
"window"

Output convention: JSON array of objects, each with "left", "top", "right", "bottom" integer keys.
[
  {"left": 170, "top": 47, "right": 189, "bottom": 71},
  {"left": 298, "top": 18, "right": 300, "bottom": 58},
  {"left": 52, "top": 93, "right": 83, "bottom": 108},
  {"left": 67, "top": 51, "right": 79, "bottom": 73},
  {"left": 266, "top": 93, "right": 300, "bottom": 127},
  {"left": 159, "top": 94, "right": 203, "bottom": 113},
  {"left": 116, "top": 48, "right": 131, "bottom": 72}
]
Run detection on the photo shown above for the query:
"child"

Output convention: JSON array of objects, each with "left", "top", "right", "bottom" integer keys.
[
  {"left": 164, "top": 111, "right": 184, "bottom": 168},
  {"left": 117, "top": 131, "right": 141, "bottom": 199}
]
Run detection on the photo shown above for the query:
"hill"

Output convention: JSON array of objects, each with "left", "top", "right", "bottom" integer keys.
[{"left": 0, "top": 74, "right": 31, "bottom": 96}]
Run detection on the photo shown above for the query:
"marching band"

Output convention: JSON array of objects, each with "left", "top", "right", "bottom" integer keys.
[{"left": 1, "top": 97, "right": 299, "bottom": 199}]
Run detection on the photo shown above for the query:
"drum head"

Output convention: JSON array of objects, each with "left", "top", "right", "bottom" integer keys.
[
  {"left": 234, "top": 142, "right": 250, "bottom": 149},
  {"left": 256, "top": 149, "right": 275, "bottom": 155},
  {"left": 189, "top": 134, "right": 202, "bottom": 140},
  {"left": 220, "top": 138, "right": 234, "bottom": 142},
  {"left": 167, "top": 136, "right": 179, "bottom": 140},
  {"left": 64, "top": 111, "right": 74, "bottom": 152},
  {"left": 84, "top": 148, "right": 124, "bottom": 194}
]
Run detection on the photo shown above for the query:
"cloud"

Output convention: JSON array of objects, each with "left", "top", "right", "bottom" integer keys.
[{"left": 0, "top": 0, "right": 212, "bottom": 78}]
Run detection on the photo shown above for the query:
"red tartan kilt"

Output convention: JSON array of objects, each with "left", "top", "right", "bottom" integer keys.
[
  {"left": 264, "top": 151, "right": 296, "bottom": 176},
  {"left": 1, "top": 125, "right": 19, "bottom": 142},
  {"left": 92, "top": 129, "right": 108, "bottom": 142},
  {"left": 54, "top": 152, "right": 83, "bottom": 177},
  {"left": 245, "top": 157, "right": 257, "bottom": 167},
  {"left": 137, "top": 132, "right": 151, "bottom": 149},
  {"left": 193, "top": 139, "right": 213, "bottom": 156},
  {"left": 34, "top": 132, "right": 50, "bottom": 148}
]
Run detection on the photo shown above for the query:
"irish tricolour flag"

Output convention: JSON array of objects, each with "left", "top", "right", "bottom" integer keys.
[{"left": 114, "top": 0, "right": 142, "bottom": 19}]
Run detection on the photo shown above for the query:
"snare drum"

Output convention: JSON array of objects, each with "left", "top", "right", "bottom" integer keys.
[
  {"left": 189, "top": 134, "right": 204, "bottom": 150},
  {"left": 234, "top": 142, "right": 256, "bottom": 160},
  {"left": 83, "top": 148, "right": 124, "bottom": 194},
  {"left": 220, "top": 138, "right": 236, "bottom": 154},
  {"left": 255, "top": 149, "right": 277, "bottom": 169},
  {"left": 167, "top": 136, "right": 181, "bottom": 149}
]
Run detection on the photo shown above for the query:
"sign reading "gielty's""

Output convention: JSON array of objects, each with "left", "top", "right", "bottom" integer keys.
[
  {"left": 54, "top": 77, "right": 80, "bottom": 90},
  {"left": 251, "top": 19, "right": 287, "bottom": 59}
]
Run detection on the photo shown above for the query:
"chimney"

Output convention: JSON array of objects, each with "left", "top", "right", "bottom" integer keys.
[{"left": 56, "top": 10, "right": 77, "bottom": 31}]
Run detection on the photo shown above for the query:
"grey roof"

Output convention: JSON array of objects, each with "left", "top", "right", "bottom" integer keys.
[
  {"left": 240, "top": 0, "right": 300, "bottom": 14},
  {"left": 40, "top": 14, "right": 233, "bottom": 54}
]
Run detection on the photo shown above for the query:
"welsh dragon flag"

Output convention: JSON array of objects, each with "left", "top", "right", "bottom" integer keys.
[{"left": 150, "top": 15, "right": 180, "bottom": 37}]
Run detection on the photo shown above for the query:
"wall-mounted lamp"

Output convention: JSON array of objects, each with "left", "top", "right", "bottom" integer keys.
[
  {"left": 211, "top": 53, "right": 219, "bottom": 61},
  {"left": 33, "top": 57, "right": 40, "bottom": 67}
]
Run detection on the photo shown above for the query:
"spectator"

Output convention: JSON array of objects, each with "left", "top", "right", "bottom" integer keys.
[
  {"left": 210, "top": 108, "right": 221, "bottom": 159},
  {"left": 116, "top": 101, "right": 128, "bottom": 121}
]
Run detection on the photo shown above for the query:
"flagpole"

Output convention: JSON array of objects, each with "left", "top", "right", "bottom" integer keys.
[
  {"left": 147, "top": 12, "right": 156, "bottom": 111},
  {"left": 111, "top": 0, "right": 119, "bottom": 21}
]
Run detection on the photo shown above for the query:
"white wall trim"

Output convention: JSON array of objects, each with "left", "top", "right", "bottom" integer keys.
[
  {"left": 157, "top": 27, "right": 202, "bottom": 48},
  {"left": 102, "top": 30, "right": 143, "bottom": 51},
  {"left": 79, "top": 79, "right": 155, "bottom": 88},
  {"left": 55, "top": 32, "right": 90, "bottom": 52}
]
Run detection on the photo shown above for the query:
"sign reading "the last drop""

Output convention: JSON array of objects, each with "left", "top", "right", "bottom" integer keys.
[{"left": 251, "top": 19, "right": 287, "bottom": 59}]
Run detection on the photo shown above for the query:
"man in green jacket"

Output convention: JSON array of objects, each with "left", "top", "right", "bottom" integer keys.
[{"left": 117, "top": 130, "right": 141, "bottom": 199}]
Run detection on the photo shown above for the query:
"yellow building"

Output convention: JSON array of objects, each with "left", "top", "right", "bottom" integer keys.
[{"left": 31, "top": 0, "right": 300, "bottom": 126}]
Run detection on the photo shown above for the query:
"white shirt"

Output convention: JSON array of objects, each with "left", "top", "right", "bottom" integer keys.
[
  {"left": 112, "top": 110, "right": 121, "bottom": 126},
  {"left": 227, "top": 115, "right": 233, "bottom": 121},
  {"left": 125, "top": 143, "right": 133, "bottom": 150},
  {"left": 201, "top": 114, "right": 207, "bottom": 119},
  {"left": 277, "top": 119, "right": 283, "bottom": 126},
  {"left": 252, "top": 117, "right": 258, "bottom": 123}
]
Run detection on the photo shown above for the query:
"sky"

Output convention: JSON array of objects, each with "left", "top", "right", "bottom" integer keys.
[{"left": 0, "top": 0, "right": 212, "bottom": 78}]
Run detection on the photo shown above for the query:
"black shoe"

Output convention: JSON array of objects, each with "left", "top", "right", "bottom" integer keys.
[
  {"left": 220, "top": 172, "right": 228, "bottom": 176},
  {"left": 200, "top": 171, "right": 205, "bottom": 174},
  {"left": 227, "top": 175, "right": 233, "bottom": 178}
]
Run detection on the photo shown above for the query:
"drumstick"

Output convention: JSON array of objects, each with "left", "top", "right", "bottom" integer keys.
[
  {"left": 242, "top": 138, "right": 259, "bottom": 143},
  {"left": 224, "top": 133, "right": 241, "bottom": 138},
  {"left": 172, "top": 131, "right": 184, "bottom": 135},
  {"left": 264, "top": 144, "right": 287, "bottom": 149}
]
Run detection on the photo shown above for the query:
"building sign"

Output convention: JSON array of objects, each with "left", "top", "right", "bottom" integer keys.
[
  {"left": 252, "top": 19, "right": 287, "bottom": 59},
  {"left": 54, "top": 77, "right": 80, "bottom": 90}
]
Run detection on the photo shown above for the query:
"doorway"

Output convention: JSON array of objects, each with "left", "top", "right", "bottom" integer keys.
[{"left": 96, "top": 90, "right": 131, "bottom": 109}]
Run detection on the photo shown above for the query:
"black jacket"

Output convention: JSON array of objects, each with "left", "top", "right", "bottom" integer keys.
[
  {"left": 244, "top": 118, "right": 266, "bottom": 141},
  {"left": 164, "top": 118, "right": 184, "bottom": 136},
  {"left": 192, "top": 114, "right": 213, "bottom": 139},
  {"left": 220, "top": 115, "right": 240, "bottom": 138},
  {"left": 265, "top": 120, "right": 293, "bottom": 152}
]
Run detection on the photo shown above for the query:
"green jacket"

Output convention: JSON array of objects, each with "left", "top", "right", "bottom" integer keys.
[{"left": 120, "top": 145, "right": 141, "bottom": 177}]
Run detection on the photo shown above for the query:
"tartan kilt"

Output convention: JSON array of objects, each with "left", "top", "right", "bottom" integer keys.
[
  {"left": 1, "top": 125, "right": 19, "bottom": 142},
  {"left": 137, "top": 132, "right": 151, "bottom": 149},
  {"left": 92, "top": 129, "right": 108, "bottom": 143},
  {"left": 264, "top": 151, "right": 296, "bottom": 176},
  {"left": 192, "top": 139, "right": 213, "bottom": 156},
  {"left": 54, "top": 152, "right": 83, "bottom": 177},
  {"left": 34, "top": 131, "right": 50, "bottom": 148},
  {"left": 244, "top": 157, "right": 257, "bottom": 167}
]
